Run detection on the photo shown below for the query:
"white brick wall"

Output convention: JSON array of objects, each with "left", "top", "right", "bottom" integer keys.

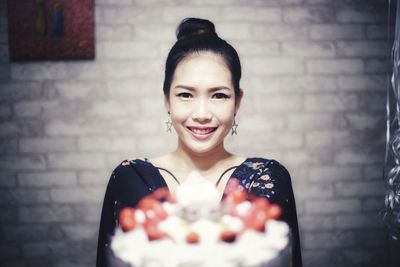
[{"left": 1, "top": 0, "right": 398, "bottom": 266}]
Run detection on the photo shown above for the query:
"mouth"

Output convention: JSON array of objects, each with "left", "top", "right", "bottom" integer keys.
[{"left": 186, "top": 126, "right": 218, "bottom": 140}]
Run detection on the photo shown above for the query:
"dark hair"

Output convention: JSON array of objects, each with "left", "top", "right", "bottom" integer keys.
[{"left": 163, "top": 18, "right": 242, "bottom": 99}]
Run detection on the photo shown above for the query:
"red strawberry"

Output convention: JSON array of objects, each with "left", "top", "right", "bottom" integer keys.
[
  {"left": 267, "top": 204, "right": 282, "bottom": 220},
  {"left": 153, "top": 187, "right": 170, "bottom": 202},
  {"left": 241, "top": 203, "right": 268, "bottom": 232},
  {"left": 223, "top": 190, "right": 247, "bottom": 208},
  {"left": 118, "top": 208, "right": 136, "bottom": 232},
  {"left": 151, "top": 201, "right": 168, "bottom": 221},
  {"left": 186, "top": 231, "right": 200, "bottom": 244},
  {"left": 138, "top": 195, "right": 168, "bottom": 222},
  {"left": 231, "top": 190, "right": 247, "bottom": 203},
  {"left": 138, "top": 195, "right": 157, "bottom": 210},
  {"left": 220, "top": 230, "right": 236, "bottom": 243},
  {"left": 224, "top": 179, "right": 241, "bottom": 195},
  {"left": 252, "top": 197, "right": 270, "bottom": 209},
  {"left": 242, "top": 216, "right": 265, "bottom": 232},
  {"left": 251, "top": 212, "right": 267, "bottom": 232},
  {"left": 167, "top": 194, "right": 177, "bottom": 203},
  {"left": 145, "top": 223, "right": 167, "bottom": 241}
]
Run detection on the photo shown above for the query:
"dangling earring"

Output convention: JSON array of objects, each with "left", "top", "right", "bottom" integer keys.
[
  {"left": 166, "top": 112, "right": 172, "bottom": 132},
  {"left": 231, "top": 116, "right": 238, "bottom": 135}
]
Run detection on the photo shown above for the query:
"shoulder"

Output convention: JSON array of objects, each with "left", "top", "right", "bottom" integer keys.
[
  {"left": 238, "top": 157, "right": 291, "bottom": 180},
  {"left": 260, "top": 158, "right": 291, "bottom": 182},
  {"left": 106, "top": 158, "right": 155, "bottom": 206},
  {"left": 110, "top": 158, "right": 152, "bottom": 182},
  {"left": 112, "top": 158, "right": 137, "bottom": 174},
  {"left": 244, "top": 157, "right": 290, "bottom": 174},
  {"left": 245, "top": 157, "right": 292, "bottom": 196}
]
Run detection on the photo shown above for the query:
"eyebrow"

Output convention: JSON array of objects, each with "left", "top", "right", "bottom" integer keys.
[{"left": 173, "top": 85, "right": 232, "bottom": 92}]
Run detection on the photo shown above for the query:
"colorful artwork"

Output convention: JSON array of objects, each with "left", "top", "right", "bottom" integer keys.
[{"left": 7, "top": 0, "right": 94, "bottom": 61}]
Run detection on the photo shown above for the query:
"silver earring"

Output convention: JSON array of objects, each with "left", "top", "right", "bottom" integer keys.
[
  {"left": 166, "top": 112, "right": 172, "bottom": 132},
  {"left": 231, "top": 117, "right": 238, "bottom": 135}
]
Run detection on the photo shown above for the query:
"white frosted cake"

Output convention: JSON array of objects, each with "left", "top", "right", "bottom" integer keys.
[{"left": 110, "top": 172, "right": 291, "bottom": 267}]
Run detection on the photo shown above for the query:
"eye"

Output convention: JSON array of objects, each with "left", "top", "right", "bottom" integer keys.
[
  {"left": 177, "top": 92, "right": 192, "bottom": 99},
  {"left": 213, "top": 93, "right": 230, "bottom": 99}
]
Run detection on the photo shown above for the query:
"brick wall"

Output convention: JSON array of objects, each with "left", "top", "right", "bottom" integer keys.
[{"left": 0, "top": 0, "right": 398, "bottom": 266}]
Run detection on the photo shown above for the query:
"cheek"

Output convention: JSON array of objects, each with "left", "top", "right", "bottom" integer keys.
[
  {"left": 212, "top": 104, "right": 236, "bottom": 122},
  {"left": 169, "top": 101, "right": 190, "bottom": 122}
]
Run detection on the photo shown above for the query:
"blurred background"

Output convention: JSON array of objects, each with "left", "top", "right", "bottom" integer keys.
[{"left": 0, "top": 0, "right": 399, "bottom": 266}]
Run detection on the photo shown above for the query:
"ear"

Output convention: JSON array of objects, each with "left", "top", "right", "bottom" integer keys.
[
  {"left": 164, "top": 96, "right": 170, "bottom": 113},
  {"left": 234, "top": 89, "right": 244, "bottom": 114}
]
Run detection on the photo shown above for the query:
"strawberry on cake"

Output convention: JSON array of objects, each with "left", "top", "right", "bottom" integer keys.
[{"left": 109, "top": 172, "right": 291, "bottom": 267}]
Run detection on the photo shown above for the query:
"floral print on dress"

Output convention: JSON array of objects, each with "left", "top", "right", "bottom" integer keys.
[
  {"left": 260, "top": 174, "right": 271, "bottom": 181},
  {"left": 265, "top": 183, "right": 274, "bottom": 189},
  {"left": 238, "top": 159, "right": 278, "bottom": 200},
  {"left": 244, "top": 161, "right": 265, "bottom": 170},
  {"left": 122, "top": 159, "right": 131, "bottom": 166},
  {"left": 122, "top": 159, "right": 143, "bottom": 166}
]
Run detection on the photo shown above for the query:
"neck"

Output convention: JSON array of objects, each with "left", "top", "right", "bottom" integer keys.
[{"left": 172, "top": 141, "right": 233, "bottom": 175}]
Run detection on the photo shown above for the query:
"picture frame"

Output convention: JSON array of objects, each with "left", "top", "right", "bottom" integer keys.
[{"left": 7, "top": 0, "right": 95, "bottom": 61}]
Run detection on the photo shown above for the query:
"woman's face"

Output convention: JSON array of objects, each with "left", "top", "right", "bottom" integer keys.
[{"left": 166, "top": 52, "right": 242, "bottom": 155}]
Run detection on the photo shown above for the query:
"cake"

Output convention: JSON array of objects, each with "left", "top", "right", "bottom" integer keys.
[{"left": 109, "top": 172, "right": 291, "bottom": 267}]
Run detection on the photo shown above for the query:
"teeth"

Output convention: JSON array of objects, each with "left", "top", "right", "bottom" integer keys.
[{"left": 190, "top": 128, "right": 215, "bottom": 135}]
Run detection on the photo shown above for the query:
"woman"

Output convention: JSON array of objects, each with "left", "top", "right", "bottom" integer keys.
[{"left": 97, "top": 18, "right": 302, "bottom": 267}]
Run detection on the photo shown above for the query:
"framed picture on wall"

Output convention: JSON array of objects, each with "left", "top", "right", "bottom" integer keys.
[{"left": 7, "top": 0, "right": 95, "bottom": 61}]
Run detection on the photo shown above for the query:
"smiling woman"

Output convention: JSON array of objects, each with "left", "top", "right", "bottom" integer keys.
[
  {"left": 96, "top": 18, "right": 302, "bottom": 267},
  {"left": 167, "top": 52, "right": 240, "bottom": 159}
]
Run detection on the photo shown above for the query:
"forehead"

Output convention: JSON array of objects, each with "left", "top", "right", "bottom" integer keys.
[
  {"left": 180, "top": 51, "right": 228, "bottom": 67},
  {"left": 172, "top": 52, "right": 232, "bottom": 86}
]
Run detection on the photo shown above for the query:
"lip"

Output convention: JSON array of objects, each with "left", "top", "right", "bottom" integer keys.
[{"left": 186, "top": 126, "right": 218, "bottom": 141}]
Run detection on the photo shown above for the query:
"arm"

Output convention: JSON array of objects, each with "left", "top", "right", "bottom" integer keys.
[
  {"left": 96, "top": 169, "right": 117, "bottom": 267},
  {"left": 273, "top": 162, "right": 302, "bottom": 267},
  {"left": 249, "top": 160, "right": 303, "bottom": 267},
  {"left": 96, "top": 162, "right": 145, "bottom": 267},
  {"left": 96, "top": 160, "right": 165, "bottom": 267}
]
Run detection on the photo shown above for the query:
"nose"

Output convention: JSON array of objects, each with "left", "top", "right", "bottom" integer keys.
[{"left": 191, "top": 98, "right": 212, "bottom": 122}]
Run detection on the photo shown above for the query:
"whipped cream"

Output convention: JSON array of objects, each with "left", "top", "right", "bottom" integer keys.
[
  {"left": 111, "top": 171, "right": 290, "bottom": 267},
  {"left": 111, "top": 220, "right": 289, "bottom": 267}
]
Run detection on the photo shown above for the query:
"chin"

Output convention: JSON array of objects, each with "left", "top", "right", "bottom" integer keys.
[
  {"left": 183, "top": 138, "right": 224, "bottom": 156},
  {"left": 189, "top": 144, "right": 217, "bottom": 154},
  {"left": 176, "top": 125, "right": 229, "bottom": 154}
]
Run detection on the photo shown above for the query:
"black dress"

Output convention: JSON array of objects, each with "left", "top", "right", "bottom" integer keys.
[{"left": 96, "top": 157, "right": 302, "bottom": 267}]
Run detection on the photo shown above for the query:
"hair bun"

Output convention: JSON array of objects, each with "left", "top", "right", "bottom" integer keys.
[{"left": 176, "top": 18, "right": 218, "bottom": 41}]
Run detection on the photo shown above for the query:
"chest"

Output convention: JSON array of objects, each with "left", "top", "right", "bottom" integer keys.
[{"left": 160, "top": 168, "right": 237, "bottom": 200}]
